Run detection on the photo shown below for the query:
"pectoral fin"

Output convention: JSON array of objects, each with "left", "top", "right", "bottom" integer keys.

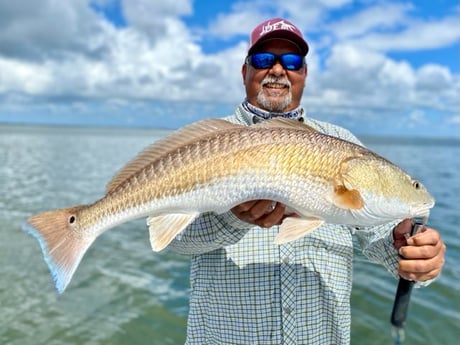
[
  {"left": 274, "top": 217, "right": 324, "bottom": 244},
  {"left": 147, "top": 213, "right": 199, "bottom": 251},
  {"left": 332, "top": 185, "right": 364, "bottom": 210}
]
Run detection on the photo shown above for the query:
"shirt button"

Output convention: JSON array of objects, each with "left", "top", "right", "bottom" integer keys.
[
  {"left": 283, "top": 307, "right": 292, "bottom": 315},
  {"left": 282, "top": 256, "right": 290, "bottom": 264}
]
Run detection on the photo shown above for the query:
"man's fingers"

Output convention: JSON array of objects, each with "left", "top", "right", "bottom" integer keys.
[
  {"left": 398, "top": 230, "right": 446, "bottom": 282},
  {"left": 406, "top": 227, "right": 441, "bottom": 246},
  {"left": 256, "top": 203, "right": 286, "bottom": 228},
  {"left": 231, "top": 200, "right": 287, "bottom": 227},
  {"left": 232, "top": 200, "right": 258, "bottom": 213},
  {"left": 398, "top": 259, "right": 443, "bottom": 281}
]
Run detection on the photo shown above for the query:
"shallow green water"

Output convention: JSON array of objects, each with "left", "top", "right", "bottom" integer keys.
[{"left": 1, "top": 125, "right": 458, "bottom": 344}]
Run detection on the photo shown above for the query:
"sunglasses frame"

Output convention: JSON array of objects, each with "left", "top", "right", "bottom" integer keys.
[{"left": 245, "top": 52, "right": 305, "bottom": 71}]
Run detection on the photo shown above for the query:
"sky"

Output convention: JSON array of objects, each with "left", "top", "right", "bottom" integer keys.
[{"left": 0, "top": 0, "right": 459, "bottom": 137}]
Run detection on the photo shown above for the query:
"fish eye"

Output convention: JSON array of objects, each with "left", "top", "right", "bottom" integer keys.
[
  {"left": 412, "top": 180, "right": 420, "bottom": 189},
  {"left": 68, "top": 215, "right": 76, "bottom": 224}
]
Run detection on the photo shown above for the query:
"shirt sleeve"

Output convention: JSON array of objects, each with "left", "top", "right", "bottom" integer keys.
[
  {"left": 353, "top": 221, "right": 401, "bottom": 279},
  {"left": 166, "top": 211, "right": 252, "bottom": 255}
]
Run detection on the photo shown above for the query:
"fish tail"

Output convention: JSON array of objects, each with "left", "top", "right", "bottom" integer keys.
[{"left": 23, "top": 205, "right": 93, "bottom": 294}]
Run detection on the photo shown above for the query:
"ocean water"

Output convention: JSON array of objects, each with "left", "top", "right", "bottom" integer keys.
[{"left": 0, "top": 124, "right": 458, "bottom": 345}]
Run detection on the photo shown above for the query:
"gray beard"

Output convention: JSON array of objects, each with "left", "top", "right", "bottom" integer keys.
[{"left": 256, "top": 90, "right": 292, "bottom": 112}]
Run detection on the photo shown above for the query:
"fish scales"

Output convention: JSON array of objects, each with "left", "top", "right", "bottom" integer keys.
[{"left": 80, "top": 127, "right": 368, "bottom": 232}]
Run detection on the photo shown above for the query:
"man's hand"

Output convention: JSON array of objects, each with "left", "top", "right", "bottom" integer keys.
[
  {"left": 393, "top": 219, "right": 446, "bottom": 282},
  {"left": 231, "top": 200, "right": 288, "bottom": 228}
]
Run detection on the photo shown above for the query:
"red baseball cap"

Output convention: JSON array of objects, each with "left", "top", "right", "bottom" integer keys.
[{"left": 248, "top": 18, "right": 309, "bottom": 56}]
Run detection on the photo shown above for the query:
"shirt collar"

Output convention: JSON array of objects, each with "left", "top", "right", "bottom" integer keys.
[{"left": 238, "top": 99, "right": 305, "bottom": 124}]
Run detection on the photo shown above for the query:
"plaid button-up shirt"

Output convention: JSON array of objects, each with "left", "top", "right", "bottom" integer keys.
[{"left": 168, "top": 105, "right": 401, "bottom": 345}]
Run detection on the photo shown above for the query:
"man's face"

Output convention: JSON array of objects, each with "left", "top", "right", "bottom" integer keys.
[{"left": 242, "top": 39, "right": 307, "bottom": 113}]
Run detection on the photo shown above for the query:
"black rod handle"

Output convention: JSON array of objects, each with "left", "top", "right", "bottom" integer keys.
[
  {"left": 390, "top": 278, "right": 415, "bottom": 327},
  {"left": 390, "top": 219, "right": 424, "bottom": 329}
]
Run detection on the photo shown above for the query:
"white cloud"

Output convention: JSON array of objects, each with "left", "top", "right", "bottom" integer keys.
[
  {"left": 122, "top": 0, "right": 192, "bottom": 37},
  {"left": 0, "top": 0, "right": 458, "bottom": 136},
  {"left": 408, "top": 110, "right": 428, "bottom": 127},
  {"left": 308, "top": 44, "right": 417, "bottom": 106},
  {"left": 447, "top": 115, "right": 460, "bottom": 125},
  {"left": 301, "top": 42, "right": 459, "bottom": 136},
  {"left": 415, "top": 64, "right": 459, "bottom": 112},
  {"left": 0, "top": 58, "right": 52, "bottom": 94},
  {"left": 206, "top": 11, "right": 267, "bottom": 39},
  {"left": 354, "top": 16, "right": 460, "bottom": 52},
  {"left": 0, "top": 0, "right": 105, "bottom": 60},
  {"left": 417, "top": 64, "right": 453, "bottom": 92},
  {"left": 327, "top": 2, "right": 413, "bottom": 39},
  {"left": 319, "top": 2, "right": 460, "bottom": 53}
]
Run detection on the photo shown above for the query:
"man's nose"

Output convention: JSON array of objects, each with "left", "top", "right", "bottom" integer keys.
[{"left": 269, "top": 61, "right": 286, "bottom": 76}]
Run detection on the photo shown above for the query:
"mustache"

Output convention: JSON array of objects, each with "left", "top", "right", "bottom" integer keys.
[{"left": 261, "top": 76, "right": 291, "bottom": 88}]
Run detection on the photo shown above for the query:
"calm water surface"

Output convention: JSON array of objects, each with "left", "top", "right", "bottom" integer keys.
[{"left": 1, "top": 125, "right": 458, "bottom": 345}]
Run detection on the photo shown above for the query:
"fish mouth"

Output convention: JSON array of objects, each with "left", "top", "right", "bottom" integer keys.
[{"left": 410, "top": 200, "right": 435, "bottom": 219}]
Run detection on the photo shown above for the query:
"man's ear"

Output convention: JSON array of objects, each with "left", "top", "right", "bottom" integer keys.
[{"left": 241, "top": 63, "right": 247, "bottom": 84}]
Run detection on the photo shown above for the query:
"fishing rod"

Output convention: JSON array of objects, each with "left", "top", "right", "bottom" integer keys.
[{"left": 390, "top": 217, "right": 426, "bottom": 345}]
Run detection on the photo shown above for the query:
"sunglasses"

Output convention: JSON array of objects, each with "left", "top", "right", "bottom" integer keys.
[{"left": 245, "top": 52, "right": 305, "bottom": 71}]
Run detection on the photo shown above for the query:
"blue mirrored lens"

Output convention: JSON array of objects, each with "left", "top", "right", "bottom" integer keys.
[
  {"left": 280, "top": 54, "right": 303, "bottom": 70},
  {"left": 251, "top": 53, "right": 276, "bottom": 69},
  {"left": 248, "top": 53, "right": 304, "bottom": 70}
]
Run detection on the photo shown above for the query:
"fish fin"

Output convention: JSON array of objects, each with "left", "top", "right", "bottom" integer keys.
[
  {"left": 274, "top": 217, "right": 324, "bottom": 244},
  {"left": 332, "top": 184, "right": 364, "bottom": 209},
  {"left": 23, "top": 205, "right": 93, "bottom": 294},
  {"left": 147, "top": 212, "right": 199, "bottom": 252},
  {"left": 254, "top": 117, "right": 318, "bottom": 132},
  {"left": 106, "top": 119, "right": 242, "bottom": 194}
]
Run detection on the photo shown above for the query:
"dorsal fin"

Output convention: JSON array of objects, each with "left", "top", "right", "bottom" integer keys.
[
  {"left": 253, "top": 117, "right": 318, "bottom": 132},
  {"left": 106, "top": 118, "right": 242, "bottom": 194}
]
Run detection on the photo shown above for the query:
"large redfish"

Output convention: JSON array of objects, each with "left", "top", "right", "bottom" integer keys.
[{"left": 23, "top": 118, "right": 434, "bottom": 293}]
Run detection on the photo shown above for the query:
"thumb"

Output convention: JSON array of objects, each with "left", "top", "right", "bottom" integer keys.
[{"left": 393, "top": 218, "right": 413, "bottom": 250}]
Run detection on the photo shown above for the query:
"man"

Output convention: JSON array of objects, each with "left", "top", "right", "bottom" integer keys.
[{"left": 168, "top": 18, "right": 446, "bottom": 345}]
